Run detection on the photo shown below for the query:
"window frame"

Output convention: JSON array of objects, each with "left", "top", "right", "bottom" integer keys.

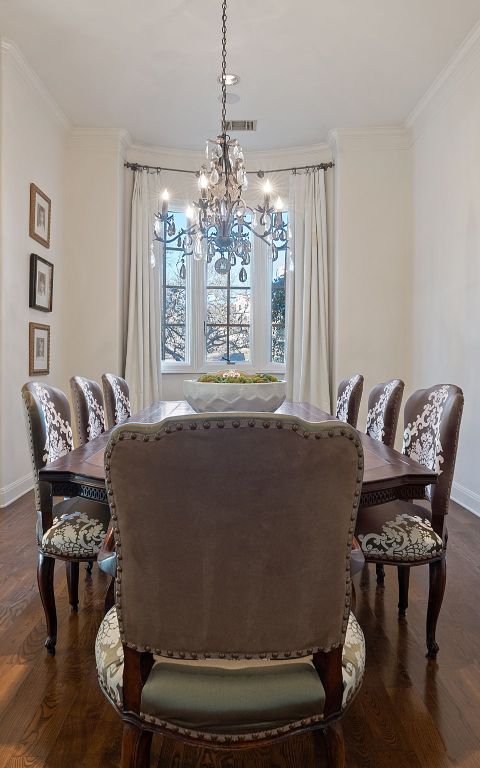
[{"left": 159, "top": 206, "right": 286, "bottom": 375}]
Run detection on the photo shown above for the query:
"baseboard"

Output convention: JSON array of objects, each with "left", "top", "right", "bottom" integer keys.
[
  {"left": 0, "top": 472, "right": 34, "bottom": 508},
  {"left": 451, "top": 481, "right": 480, "bottom": 518}
]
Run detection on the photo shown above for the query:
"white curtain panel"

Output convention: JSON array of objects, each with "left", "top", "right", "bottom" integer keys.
[
  {"left": 286, "top": 169, "right": 330, "bottom": 411},
  {"left": 125, "top": 169, "right": 162, "bottom": 412}
]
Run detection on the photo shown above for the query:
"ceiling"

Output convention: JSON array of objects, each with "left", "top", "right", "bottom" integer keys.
[{"left": 1, "top": 0, "right": 480, "bottom": 150}]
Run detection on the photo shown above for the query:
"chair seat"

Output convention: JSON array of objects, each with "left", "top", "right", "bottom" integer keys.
[
  {"left": 356, "top": 500, "right": 443, "bottom": 562},
  {"left": 41, "top": 497, "right": 110, "bottom": 559},
  {"left": 95, "top": 608, "right": 365, "bottom": 739}
]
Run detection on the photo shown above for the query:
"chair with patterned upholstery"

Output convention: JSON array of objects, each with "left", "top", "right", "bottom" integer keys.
[
  {"left": 336, "top": 374, "right": 364, "bottom": 428},
  {"left": 70, "top": 376, "right": 105, "bottom": 446},
  {"left": 101, "top": 373, "right": 131, "bottom": 429},
  {"left": 365, "top": 379, "right": 404, "bottom": 449},
  {"left": 95, "top": 414, "right": 366, "bottom": 768},
  {"left": 365, "top": 378, "right": 405, "bottom": 586},
  {"left": 22, "top": 382, "right": 111, "bottom": 654},
  {"left": 356, "top": 384, "right": 463, "bottom": 659}
]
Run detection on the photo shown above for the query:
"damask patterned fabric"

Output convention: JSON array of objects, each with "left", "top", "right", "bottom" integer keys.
[
  {"left": 403, "top": 385, "right": 448, "bottom": 474},
  {"left": 76, "top": 377, "right": 105, "bottom": 440},
  {"left": 366, "top": 380, "right": 397, "bottom": 443},
  {"left": 358, "top": 513, "right": 443, "bottom": 562},
  {"left": 33, "top": 383, "right": 73, "bottom": 463},
  {"left": 41, "top": 499, "right": 110, "bottom": 558},
  {"left": 106, "top": 374, "right": 131, "bottom": 425},
  {"left": 336, "top": 375, "right": 360, "bottom": 423},
  {"left": 95, "top": 608, "right": 365, "bottom": 724}
]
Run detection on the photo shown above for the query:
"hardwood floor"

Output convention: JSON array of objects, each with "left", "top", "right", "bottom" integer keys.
[{"left": 1, "top": 492, "right": 480, "bottom": 767}]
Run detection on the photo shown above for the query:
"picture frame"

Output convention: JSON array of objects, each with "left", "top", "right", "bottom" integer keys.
[
  {"left": 29, "top": 183, "right": 51, "bottom": 248},
  {"left": 29, "top": 322, "right": 50, "bottom": 376},
  {"left": 29, "top": 253, "right": 54, "bottom": 312}
]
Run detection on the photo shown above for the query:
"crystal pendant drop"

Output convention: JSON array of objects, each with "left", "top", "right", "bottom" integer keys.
[
  {"left": 179, "top": 263, "right": 186, "bottom": 280},
  {"left": 210, "top": 167, "right": 219, "bottom": 185},
  {"left": 239, "top": 267, "right": 247, "bottom": 283}
]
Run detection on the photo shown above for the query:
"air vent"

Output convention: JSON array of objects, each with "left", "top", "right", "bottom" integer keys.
[{"left": 225, "top": 120, "right": 257, "bottom": 132}]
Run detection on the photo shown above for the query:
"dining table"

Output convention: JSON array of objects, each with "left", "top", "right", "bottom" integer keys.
[{"left": 39, "top": 400, "right": 437, "bottom": 508}]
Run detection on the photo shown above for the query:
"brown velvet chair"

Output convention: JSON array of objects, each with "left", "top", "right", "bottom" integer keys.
[
  {"left": 22, "top": 382, "right": 111, "bottom": 653},
  {"left": 336, "top": 374, "right": 364, "bottom": 428},
  {"left": 356, "top": 384, "right": 464, "bottom": 659},
  {"left": 101, "top": 373, "right": 131, "bottom": 429},
  {"left": 70, "top": 376, "right": 105, "bottom": 446},
  {"left": 365, "top": 379, "right": 404, "bottom": 449},
  {"left": 95, "top": 414, "right": 366, "bottom": 768}
]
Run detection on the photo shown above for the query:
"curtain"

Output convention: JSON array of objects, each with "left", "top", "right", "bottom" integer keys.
[
  {"left": 125, "top": 170, "right": 162, "bottom": 412},
  {"left": 286, "top": 169, "right": 330, "bottom": 412}
]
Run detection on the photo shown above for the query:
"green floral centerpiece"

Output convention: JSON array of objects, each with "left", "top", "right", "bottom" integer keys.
[
  {"left": 198, "top": 371, "right": 279, "bottom": 384},
  {"left": 184, "top": 370, "right": 286, "bottom": 413}
]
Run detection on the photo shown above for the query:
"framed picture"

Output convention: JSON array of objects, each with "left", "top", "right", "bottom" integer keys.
[
  {"left": 29, "top": 254, "right": 53, "bottom": 312},
  {"left": 29, "top": 183, "right": 51, "bottom": 248},
  {"left": 29, "top": 322, "right": 50, "bottom": 376}
]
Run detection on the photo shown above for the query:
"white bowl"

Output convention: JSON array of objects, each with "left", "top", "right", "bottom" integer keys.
[{"left": 183, "top": 379, "right": 287, "bottom": 413}]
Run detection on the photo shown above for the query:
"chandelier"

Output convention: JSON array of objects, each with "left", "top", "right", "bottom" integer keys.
[{"left": 153, "top": 0, "right": 288, "bottom": 283}]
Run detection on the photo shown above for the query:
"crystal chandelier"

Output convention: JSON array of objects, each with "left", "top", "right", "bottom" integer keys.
[{"left": 153, "top": 0, "right": 288, "bottom": 283}]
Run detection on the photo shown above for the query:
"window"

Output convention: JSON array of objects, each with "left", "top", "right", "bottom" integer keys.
[{"left": 159, "top": 209, "right": 288, "bottom": 373}]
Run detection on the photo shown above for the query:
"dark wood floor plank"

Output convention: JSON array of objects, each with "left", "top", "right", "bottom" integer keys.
[{"left": 0, "top": 494, "right": 480, "bottom": 767}]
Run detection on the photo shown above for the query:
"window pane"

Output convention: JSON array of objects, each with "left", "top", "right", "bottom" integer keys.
[
  {"left": 163, "top": 325, "right": 186, "bottom": 362},
  {"left": 207, "top": 289, "right": 228, "bottom": 324},
  {"left": 230, "top": 288, "right": 251, "bottom": 324},
  {"left": 207, "top": 260, "right": 228, "bottom": 288},
  {"left": 160, "top": 211, "right": 188, "bottom": 363},
  {"left": 206, "top": 325, "right": 227, "bottom": 361},
  {"left": 229, "top": 327, "right": 250, "bottom": 362},
  {"left": 271, "top": 326, "right": 285, "bottom": 364}
]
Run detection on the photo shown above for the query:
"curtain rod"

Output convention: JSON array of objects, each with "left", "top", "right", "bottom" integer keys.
[{"left": 124, "top": 160, "right": 334, "bottom": 176}]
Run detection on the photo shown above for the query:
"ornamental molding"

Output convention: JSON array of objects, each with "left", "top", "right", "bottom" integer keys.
[
  {"left": 1, "top": 39, "right": 70, "bottom": 131},
  {"left": 407, "top": 19, "right": 480, "bottom": 143}
]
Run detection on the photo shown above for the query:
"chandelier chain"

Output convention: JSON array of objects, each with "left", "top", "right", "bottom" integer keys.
[{"left": 221, "top": 0, "right": 227, "bottom": 134}]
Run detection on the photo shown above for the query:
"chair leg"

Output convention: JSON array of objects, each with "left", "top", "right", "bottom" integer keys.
[
  {"left": 322, "top": 722, "right": 345, "bottom": 768},
  {"left": 121, "top": 722, "right": 152, "bottom": 768},
  {"left": 376, "top": 563, "right": 385, "bottom": 584},
  {"left": 66, "top": 561, "right": 80, "bottom": 612},
  {"left": 426, "top": 557, "right": 446, "bottom": 660},
  {"left": 397, "top": 565, "right": 410, "bottom": 617},
  {"left": 104, "top": 577, "right": 115, "bottom": 616},
  {"left": 37, "top": 553, "right": 57, "bottom": 654},
  {"left": 86, "top": 560, "right": 94, "bottom": 575}
]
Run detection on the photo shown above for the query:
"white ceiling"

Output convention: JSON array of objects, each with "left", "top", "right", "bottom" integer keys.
[{"left": 1, "top": 0, "right": 480, "bottom": 150}]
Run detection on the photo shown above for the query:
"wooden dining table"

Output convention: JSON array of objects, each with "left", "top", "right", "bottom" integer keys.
[{"left": 39, "top": 400, "right": 437, "bottom": 507}]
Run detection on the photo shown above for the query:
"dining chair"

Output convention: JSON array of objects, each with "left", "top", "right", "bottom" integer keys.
[
  {"left": 95, "top": 414, "right": 366, "bottom": 768},
  {"left": 356, "top": 384, "right": 464, "bottom": 659},
  {"left": 336, "top": 374, "right": 364, "bottom": 428},
  {"left": 101, "top": 373, "right": 131, "bottom": 429},
  {"left": 22, "top": 382, "right": 111, "bottom": 654},
  {"left": 70, "top": 375, "right": 105, "bottom": 446},
  {"left": 365, "top": 379, "right": 404, "bottom": 449}
]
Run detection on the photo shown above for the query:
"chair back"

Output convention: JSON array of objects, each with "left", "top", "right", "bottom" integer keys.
[
  {"left": 402, "top": 385, "right": 463, "bottom": 518},
  {"left": 70, "top": 376, "right": 105, "bottom": 446},
  {"left": 336, "top": 374, "right": 364, "bottom": 428},
  {"left": 106, "top": 414, "right": 363, "bottom": 661},
  {"left": 101, "top": 373, "right": 131, "bottom": 429},
  {"left": 21, "top": 382, "right": 74, "bottom": 516},
  {"left": 366, "top": 379, "right": 404, "bottom": 448}
]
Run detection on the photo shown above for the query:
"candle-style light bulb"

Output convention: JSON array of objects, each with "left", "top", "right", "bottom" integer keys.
[
  {"left": 263, "top": 180, "right": 273, "bottom": 195},
  {"left": 274, "top": 196, "right": 283, "bottom": 211},
  {"left": 198, "top": 172, "right": 209, "bottom": 190},
  {"left": 186, "top": 205, "right": 194, "bottom": 220},
  {"left": 161, "top": 189, "right": 169, "bottom": 215},
  {"left": 263, "top": 179, "right": 273, "bottom": 210}
]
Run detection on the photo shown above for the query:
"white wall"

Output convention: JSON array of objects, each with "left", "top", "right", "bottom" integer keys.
[
  {"left": 330, "top": 129, "right": 413, "bottom": 434},
  {"left": 0, "top": 42, "right": 68, "bottom": 505},
  {"left": 61, "top": 129, "right": 127, "bottom": 389},
  {"left": 410, "top": 27, "right": 480, "bottom": 514}
]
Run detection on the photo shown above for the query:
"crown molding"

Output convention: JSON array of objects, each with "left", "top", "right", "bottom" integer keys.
[
  {"left": 70, "top": 128, "right": 130, "bottom": 155},
  {"left": 1, "top": 39, "right": 70, "bottom": 131},
  {"left": 329, "top": 127, "right": 412, "bottom": 152},
  {"left": 407, "top": 19, "right": 480, "bottom": 142},
  {"left": 127, "top": 140, "right": 332, "bottom": 172}
]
